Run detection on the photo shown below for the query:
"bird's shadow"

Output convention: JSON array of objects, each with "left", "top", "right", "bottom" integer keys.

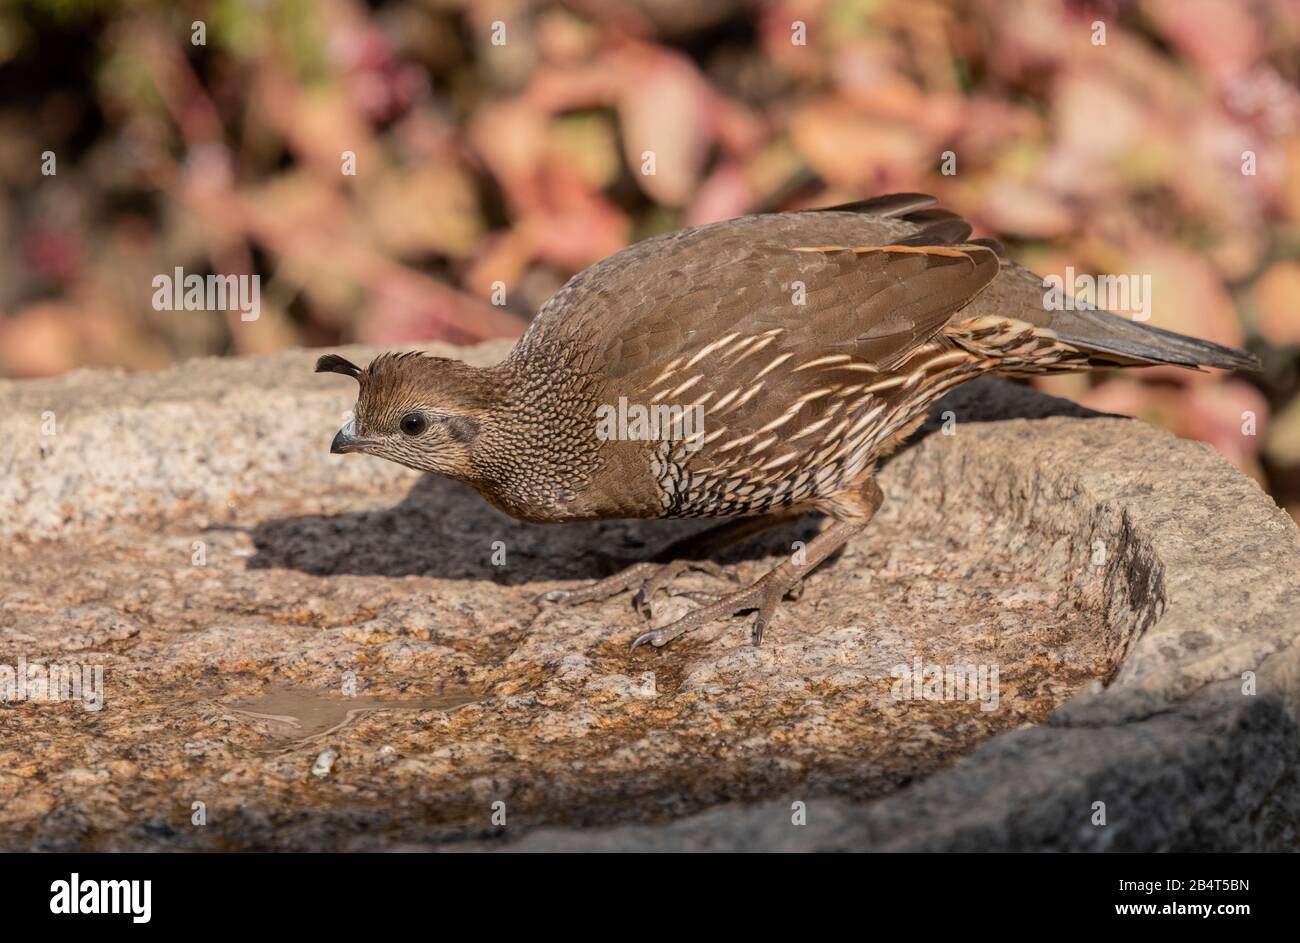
[{"left": 247, "top": 379, "right": 1107, "bottom": 584}]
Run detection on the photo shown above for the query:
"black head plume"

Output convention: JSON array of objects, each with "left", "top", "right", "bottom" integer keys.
[{"left": 315, "top": 354, "right": 363, "bottom": 380}]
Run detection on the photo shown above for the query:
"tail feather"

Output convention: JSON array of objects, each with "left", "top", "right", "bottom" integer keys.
[
  {"left": 967, "top": 258, "right": 1262, "bottom": 373},
  {"left": 1049, "top": 306, "right": 1260, "bottom": 371},
  {"left": 811, "top": 194, "right": 1260, "bottom": 373}
]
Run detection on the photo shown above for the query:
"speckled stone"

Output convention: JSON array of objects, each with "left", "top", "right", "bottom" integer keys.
[{"left": 1, "top": 343, "right": 1297, "bottom": 851}]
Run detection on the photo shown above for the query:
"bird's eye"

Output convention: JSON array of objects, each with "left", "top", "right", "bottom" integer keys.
[{"left": 399, "top": 412, "right": 429, "bottom": 436}]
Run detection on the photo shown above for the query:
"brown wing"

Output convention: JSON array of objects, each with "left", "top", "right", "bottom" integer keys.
[
  {"left": 626, "top": 237, "right": 997, "bottom": 514},
  {"left": 513, "top": 207, "right": 997, "bottom": 517},
  {"left": 516, "top": 210, "right": 997, "bottom": 380},
  {"left": 615, "top": 238, "right": 999, "bottom": 394}
]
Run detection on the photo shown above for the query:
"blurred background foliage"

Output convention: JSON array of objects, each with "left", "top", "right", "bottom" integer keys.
[{"left": 2, "top": 0, "right": 1300, "bottom": 514}]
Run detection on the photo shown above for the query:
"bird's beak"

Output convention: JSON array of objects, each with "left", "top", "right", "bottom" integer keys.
[{"left": 330, "top": 419, "right": 378, "bottom": 454}]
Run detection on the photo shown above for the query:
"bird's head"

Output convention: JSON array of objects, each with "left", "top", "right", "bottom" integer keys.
[{"left": 316, "top": 351, "right": 494, "bottom": 480}]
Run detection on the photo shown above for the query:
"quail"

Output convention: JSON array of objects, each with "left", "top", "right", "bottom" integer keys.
[{"left": 318, "top": 193, "right": 1259, "bottom": 650}]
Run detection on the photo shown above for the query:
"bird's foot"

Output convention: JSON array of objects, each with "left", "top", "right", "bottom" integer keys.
[
  {"left": 630, "top": 569, "right": 804, "bottom": 651},
  {"left": 630, "top": 490, "right": 876, "bottom": 651},
  {"left": 536, "top": 559, "right": 736, "bottom": 618},
  {"left": 667, "top": 579, "right": 802, "bottom": 609}
]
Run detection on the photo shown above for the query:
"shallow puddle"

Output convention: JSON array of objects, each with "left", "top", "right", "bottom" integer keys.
[{"left": 227, "top": 685, "right": 482, "bottom": 741}]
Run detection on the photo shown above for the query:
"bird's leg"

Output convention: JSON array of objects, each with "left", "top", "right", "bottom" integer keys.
[
  {"left": 631, "top": 480, "right": 883, "bottom": 650},
  {"left": 629, "top": 521, "right": 863, "bottom": 649},
  {"left": 536, "top": 513, "right": 794, "bottom": 614}
]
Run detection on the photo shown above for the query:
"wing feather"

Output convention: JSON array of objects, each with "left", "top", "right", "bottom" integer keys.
[{"left": 515, "top": 199, "right": 998, "bottom": 389}]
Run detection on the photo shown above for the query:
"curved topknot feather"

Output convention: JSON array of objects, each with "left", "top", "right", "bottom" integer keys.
[{"left": 315, "top": 354, "right": 363, "bottom": 379}]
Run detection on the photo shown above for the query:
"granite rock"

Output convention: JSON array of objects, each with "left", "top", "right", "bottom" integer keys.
[{"left": 1, "top": 343, "right": 1297, "bottom": 851}]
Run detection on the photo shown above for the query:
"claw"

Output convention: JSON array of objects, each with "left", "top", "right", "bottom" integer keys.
[
  {"left": 630, "top": 629, "right": 663, "bottom": 651},
  {"left": 631, "top": 588, "right": 653, "bottom": 619}
]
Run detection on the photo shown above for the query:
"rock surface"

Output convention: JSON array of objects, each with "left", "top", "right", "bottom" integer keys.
[{"left": 1, "top": 342, "right": 1297, "bottom": 851}]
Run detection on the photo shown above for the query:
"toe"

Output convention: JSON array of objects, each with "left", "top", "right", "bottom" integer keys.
[
  {"left": 671, "top": 590, "right": 722, "bottom": 605},
  {"left": 690, "top": 561, "right": 727, "bottom": 579}
]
